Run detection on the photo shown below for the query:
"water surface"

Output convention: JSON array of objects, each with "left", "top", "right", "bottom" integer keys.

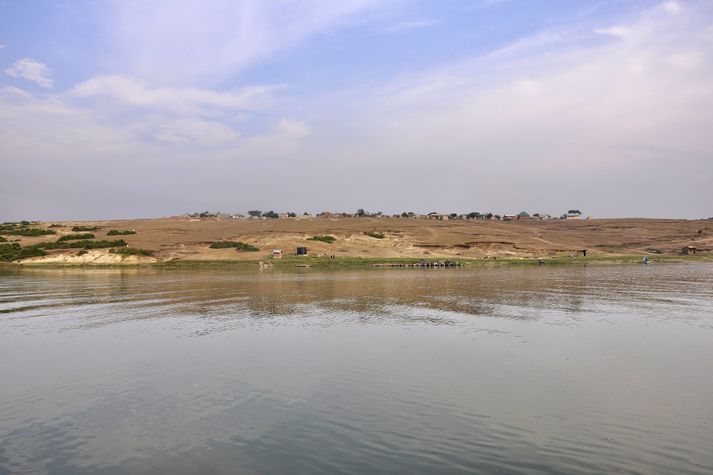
[{"left": 1, "top": 264, "right": 713, "bottom": 474}]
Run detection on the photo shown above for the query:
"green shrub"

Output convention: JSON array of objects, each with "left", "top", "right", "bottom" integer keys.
[
  {"left": 0, "top": 236, "right": 6, "bottom": 243},
  {"left": 236, "top": 242, "right": 259, "bottom": 252},
  {"left": 107, "top": 230, "right": 136, "bottom": 235},
  {"left": 58, "top": 233, "right": 95, "bottom": 241},
  {"left": 72, "top": 226, "right": 101, "bottom": 232},
  {"left": 110, "top": 247, "right": 152, "bottom": 256},
  {"left": 49, "top": 224, "right": 64, "bottom": 228},
  {"left": 32, "top": 239, "right": 127, "bottom": 250},
  {"left": 4, "top": 227, "right": 57, "bottom": 236},
  {"left": 209, "top": 241, "right": 259, "bottom": 251},
  {"left": 0, "top": 243, "right": 47, "bottom": 261},
  {"left": 307, "top": 235, "right": 336, "bottom": 243},
  {"left": 209, "top": 241, "right": 241, "bottom": 249},
  {"left": 365, "top": 231, "right": 385, "bottom": 239}
]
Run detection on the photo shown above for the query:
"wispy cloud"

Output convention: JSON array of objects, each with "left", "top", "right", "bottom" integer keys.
[
  {"left": 5, "top": 58, "right": 54, "bottom": 88},
  {"left": 70, "top": 75, "right": 281, "bottom": 114},
  {"left": 106, "top": 0, "right": 381, "bottom": 85}
]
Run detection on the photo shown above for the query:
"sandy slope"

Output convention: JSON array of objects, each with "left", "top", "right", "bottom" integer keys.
[{"left": 9, "top": 216, "right": 713, "bottom": 264}]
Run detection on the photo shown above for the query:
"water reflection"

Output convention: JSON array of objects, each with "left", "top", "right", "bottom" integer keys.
[{"left": 1, "top": 264, "right": 712, "bottom": 474}]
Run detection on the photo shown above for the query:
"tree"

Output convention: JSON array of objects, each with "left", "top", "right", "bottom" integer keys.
[
  {"left": 263, "top": 210, "right": 279, "bottom": 219},
  {"left": 287, "top": 212, "right": 296, "bottom": 218},
  {"left": 449, "top": 213, "right": 458, "bottom": 219},
  {"left": 247, "top": 210, "right": 262, "bottom": 217},
  {"left": 356, "top": 208, "right": 366, "bottom": 217}
]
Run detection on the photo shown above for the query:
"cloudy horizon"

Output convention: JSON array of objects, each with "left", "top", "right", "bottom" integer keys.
[{"left": 1, "top": 0, "right": 712, "bottom": 221}]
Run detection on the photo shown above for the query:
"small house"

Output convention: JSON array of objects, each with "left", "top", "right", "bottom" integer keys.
[
  {"left": 272, "top": 249, "right": 283, "bottom": 259},
  {"left": 296, "top": 246, "right": 308, "bottom": 255},
  {"left": 427, "top": 212, "right": 448, "bottom": 221},
  {"left": 683, "top": 246, "right": 697, "bottom": 255}
]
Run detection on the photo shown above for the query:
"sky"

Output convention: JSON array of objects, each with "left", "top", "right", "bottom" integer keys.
[{"left": 1, "top": 0, "right": 712, "bottom": 220}]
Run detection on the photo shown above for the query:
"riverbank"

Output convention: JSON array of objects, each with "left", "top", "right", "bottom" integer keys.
[
  {"left": 2, "top": 216, "right": 712, "bottom": 266},
  {"left": 3, "top": 253, "right": 712, "bottom": 270}
]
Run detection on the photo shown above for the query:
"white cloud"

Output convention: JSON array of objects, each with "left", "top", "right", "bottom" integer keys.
[
  {"left": 106, "top": 0, "right": 381, "bottom": 85},
  {"left": 277, "top": 118, "right": 309, "bottom": 137},
  {"left": 661, "top": 1, "right": 681, "bottom": 14},
  {"left": 5, "top": 58, "right": 54, "bottom": 88},
  {"left": 153, "top": 119, "right": 239, "bottom": 145},
  {"left": 70, "top": 75, "right": 281, "bottom": 115},
  {"left": 594, "top": 26, "right": 630, "bottom": 37},
  {"left": 0, "top": 43, "right": 6, "bottom": 49}
]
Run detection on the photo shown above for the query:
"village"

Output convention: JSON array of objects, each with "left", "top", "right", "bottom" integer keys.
[{"left": 186, "top": 209, "right": 586, "bottom": 221}]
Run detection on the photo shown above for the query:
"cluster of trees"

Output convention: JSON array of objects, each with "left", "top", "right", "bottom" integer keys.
[{"left": 247, "top": 210, "right": 298, "bottom": 218}]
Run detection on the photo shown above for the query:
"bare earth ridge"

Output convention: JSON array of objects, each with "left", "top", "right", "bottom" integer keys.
[{"left": 8, "top": 216, "right": 713, "bottom": 265}]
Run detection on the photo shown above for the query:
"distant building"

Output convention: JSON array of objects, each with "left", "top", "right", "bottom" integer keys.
[
  {"left": 516, "top": 212, "right": 530, "bottom": 220},
  {"left": 296, "top": 247, "right": 308, "bottom": 255},
  {"left": 683, "top": 246, "right": 697, "bottom": 255},
  {"left": 564, "top": 210, "right": 582, "bottom": 219},
  {"left": 427, "top": 212, "right": 448, "bottom": 221},
  {"left": 272, "top": 249, "right": 283, "bottom": 259}
]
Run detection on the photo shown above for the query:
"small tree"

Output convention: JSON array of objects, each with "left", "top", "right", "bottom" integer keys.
[
  {"left": 263, "top": 210, "right": 279, "bottom": 219},
  {"left": 248, "top": 210, "right": 262, "bottom": 217},
  {"left": 356, "top": 208, "right": 366, "bottom": 217},
  {"left": 287, "top": 212, "right": 297, "bottom": 218}
]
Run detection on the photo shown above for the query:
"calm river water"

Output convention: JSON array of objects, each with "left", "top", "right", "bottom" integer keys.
[{"left": 1, "top": 264, "right": 712, "bottom": 474}]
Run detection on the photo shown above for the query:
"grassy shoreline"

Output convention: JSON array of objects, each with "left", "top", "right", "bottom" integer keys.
[{"left": 2, "top": 254, "right": 711, "bottom": 270}]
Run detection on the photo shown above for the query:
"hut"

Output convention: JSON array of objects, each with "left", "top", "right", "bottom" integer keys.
[
  {"left": 579, "top": 249, "right": 588, "bottom": 257},
  {"left": 682, "top": 246, "right": 697, "bottom": 255},
  {"left": 296, "top": 247, "right": 308, "bottom": 256}
]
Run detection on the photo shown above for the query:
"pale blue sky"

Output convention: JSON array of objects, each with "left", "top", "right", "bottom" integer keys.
[{"left": 1, "top": 0, "right": 712, "bottom": 219}]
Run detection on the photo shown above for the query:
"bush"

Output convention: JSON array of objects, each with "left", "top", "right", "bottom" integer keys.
[
  {"left": 365, "top": 231, "right": 385, "bottom": 239},
  {"left": 110, "top": 247, "right": 153, "bottom": 256},
  {"left": 0, "top": 243, "right": 47, "bottom": 261},
  {"left": 58, "top": 233, "right": 95, "bottom": 241},
  {"left": 236, "top": 242, "right": 259, "bottom": 252},
  {"left": 107, "top": 230, "right": 136, "bottom": 235},
  {"left": 4, "top": 227, "right": 57, "bottom": 236},
  {"left": 209, "top": 241, "right": 259, "bottom": 251},
  {"left": 209, "top": 241, "right": 241, "bottom": 249},
  {"left": 32, "top": 239, "right": 127, "bottom": 250},
  {"left": 307, "top": 235, "right": 336, "bottom": 243},
  {"left": 72, "top": 226, "right": 100, "bottom": 232},
  {"left": 0, "top": 236, "right": 6, "bottom": 243}
]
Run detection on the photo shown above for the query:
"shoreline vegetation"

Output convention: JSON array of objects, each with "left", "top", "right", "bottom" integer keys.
[
  {"left": 1, "top": 254, "right": 711, "bottom": 270},
  {"left": 0, "top": 216, "right": 711, "bottom": 268}
]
